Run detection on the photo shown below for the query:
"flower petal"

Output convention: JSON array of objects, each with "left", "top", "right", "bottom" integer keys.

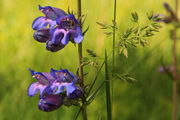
[
  {"left": 32, "top": 16, "right": 56, "bottom": 30},
  {"left": 28, "top": 69, "right": 50, "bottom": 85},
  {"left": 72, "top": 27, "right": 83, "bottom": 44},
  {"left": 38, "top": 94, "right": 64, "bottom": 112},
  {"left": 39, "top": 5, "right": 67, "bottom": 20},
  {"left": 51, "top": 82, "right": 64, "bottom": 94},
  {"left": 56, "top": 14, "right": 78, "bottom": 26},
  {"left": 28, "top": 82, "right": 47, "bottom": 97},
  {"left": 68, "top": 87, "right": 83, "bottom": 99},
  {"left": 50, "top": 28, "right": 71, "bottom": 45},
  {"left": 50, "top": 68, "right": 58, "bottom": 79},
  {"left": 50, "top": 28, "right": 65, "bottom": 45},
  {"left": 51, "top": 82, "right": 76, "bottom": 96},
  {"left": 65, "top": 83, "right": 76, "bottom": 96}
]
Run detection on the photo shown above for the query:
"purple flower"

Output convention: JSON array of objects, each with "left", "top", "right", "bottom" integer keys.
[
  {"left": 32, "top": 5, "right": 84, "bottom": 52},
  {"left": 28, "top": 68, "right": 82, "bottom": 111},
  {"left": 28, "top": 68, "right": 81, "bottom": 97}
]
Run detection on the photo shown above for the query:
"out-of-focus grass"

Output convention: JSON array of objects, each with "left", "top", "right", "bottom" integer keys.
[{"left": 0, "top": 0, "right": 179, "bottom": 120}]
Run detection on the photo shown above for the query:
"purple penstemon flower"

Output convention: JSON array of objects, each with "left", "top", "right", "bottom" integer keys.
[
  {"left": 27, "top": 68, "right": 82, "bottom": 111},
  {"left": 32, "top": 5, "right": 84, "bottom": 52}
]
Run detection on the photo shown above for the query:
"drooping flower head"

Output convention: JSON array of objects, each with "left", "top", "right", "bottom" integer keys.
[
  {"left": 27, "top": 68, "right": 82, "bottom": 112},
  {"left": 32, "top": 5, "right": 84, "bottom": 52}
]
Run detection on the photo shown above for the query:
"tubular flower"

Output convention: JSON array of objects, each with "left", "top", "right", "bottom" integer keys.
[
  {"left": 32, "top": 5, "right": 84, "bottom": 52},
  {"left": 27, "top": 68, "right": 82, "bottom": 111}
]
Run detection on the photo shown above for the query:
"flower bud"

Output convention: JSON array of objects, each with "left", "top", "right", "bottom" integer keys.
[
  {"left": 46, "top": 40, "right": 65, "bottom": 52},
  {"left": 33, "top": 28, "right": 50, "bottom": 42}
]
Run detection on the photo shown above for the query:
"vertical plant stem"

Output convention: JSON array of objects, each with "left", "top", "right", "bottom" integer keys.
[
  {"left": 112, "top": 0, "right": 117, "bottom": 67},
  {"left": 172, "top": 0, "right": 179, "bottom": 120},
  {"left": 112, "top": 0, "right": 117, "bottom": 116},
  {"left": 105, "top": 50, "right": 112, "bottom": 120},
  {"left": 172, "top": 25, "right": 178, "bottom": 120},
  {"left": 77, "top": 0, "right": 87, "bottom": 120}
]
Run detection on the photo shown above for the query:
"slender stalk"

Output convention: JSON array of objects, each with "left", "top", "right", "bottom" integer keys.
[
  {"left": 172, "top": 0, "right": 179, "bottom": 120},
  {"left": 172, "top": 26, "right": 178, "bottom": 120},
  {"left": 105, "top": 50, "right": 112, "bottom": 120},
  {"left": 77, "top": 0, "right": 88, "bottom": 120},
  {"left": 112, "top": 0, "right": 117, "bottom": 117},
  {"left": 112, "top": 0, "right": 117, "bottom": 67}
]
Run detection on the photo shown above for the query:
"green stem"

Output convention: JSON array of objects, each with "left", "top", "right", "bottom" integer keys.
[
  {"left": 105, "top": 50, "right": 112, "bottom": 120},
  {"left": 112, "top": 0, "right": 117, "bottom": 117},
  {"left": 172, "top": 0, "right": 178, "bottom": 120},
  {"left": 77, "top": 0, "right": 88, "bottom": 120},
  {"left": 112, "top": 0, "right": 117, "bottom": 70},
  {"left": 113, "top": 3, "right": 117, "bottom": 67}
]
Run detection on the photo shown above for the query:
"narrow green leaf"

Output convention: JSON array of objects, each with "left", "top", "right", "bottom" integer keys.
[
  {"left": 86, "top": 49, "right": 97, "bottom": 57},
  {"left": 131, "top": 11, "right": 138, "bottom": 22}
]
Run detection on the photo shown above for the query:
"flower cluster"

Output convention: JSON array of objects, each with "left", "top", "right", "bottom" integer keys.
[
  {"left": 32, "top": 5, "right": 83, "bottom": 52},
  {"left": 28, "top": 68, "right": 83, "bottom": 112}
]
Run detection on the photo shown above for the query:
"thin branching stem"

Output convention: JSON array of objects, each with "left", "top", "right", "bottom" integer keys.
[
  {"left": 87, "top": 50, "right": 113, "bottom": 97},
  {"left": 77, "top": 0, "right": 88, "bottom": 120},
  {"left": 172, "top": 0, "right": 179, "bottom": 119},
  {"left": 74, "top": 108, "right": 82, "bottom": 120}
]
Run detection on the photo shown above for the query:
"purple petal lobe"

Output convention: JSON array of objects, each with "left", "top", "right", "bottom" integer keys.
[
  {"left": 28, "top": 82, "right": 47, "bottom": 97},
  {"left": 60, "top": 30, "right": 69, "bottom": 45},
  {"left": 68, "top": 87, "right": 83, "bottom": 99},
  {"left": 32, "top": 16, "right": 56, "bottom": 30},
  {"left": 28, "top": 69, "right": 54, "bottom": 85},
  {"left": 52, "top": 82, "right": 76, "bottom": 95},
  {"left": 38, "top": 5, "right": 67, "bottom": 20},
  {"left": 50, "top": 68, "right": 58, "bottom": 79},
  {"left": 38, "top": 95, "right": 64, "bottom": 112},
  {"left": 56, "top": 14, "right": 78, "bottom": 26},
  {"left": 51, "top": 82, "right": 64, "bottom": 94},
  {"left": 72, "top": 27, "right": 83, "bottom": 43},
  {"left": 51, "top": 28, "right": 65, "bottom": 44},
  {"left": 65, "top": 83, "right": 76, "bottom": 96}
]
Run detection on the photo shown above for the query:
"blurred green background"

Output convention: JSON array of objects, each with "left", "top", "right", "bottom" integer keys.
[{"left": 0, "top": 0, "right": 180, "bottom": 120}]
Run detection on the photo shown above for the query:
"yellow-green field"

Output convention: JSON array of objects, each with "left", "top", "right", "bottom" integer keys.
[{"left": 0, "top": 0, "right": 179, "bottom": 120}]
